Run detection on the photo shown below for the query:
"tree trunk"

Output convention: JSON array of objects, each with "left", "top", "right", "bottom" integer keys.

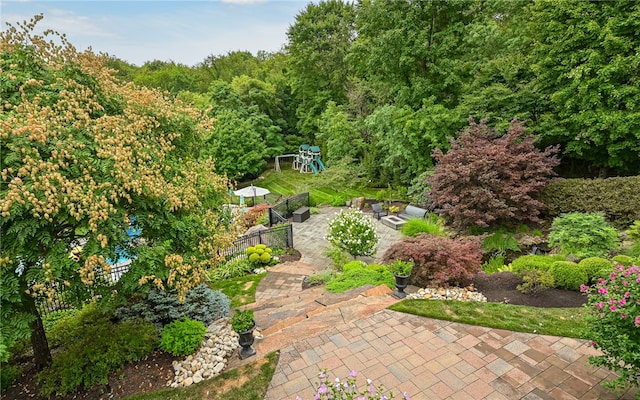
[{"left": 22, "top": 293, "right": 52, "bottom": 370}]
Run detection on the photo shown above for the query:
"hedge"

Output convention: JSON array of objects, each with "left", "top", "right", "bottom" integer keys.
[{"left": 542, "top": 176, "right": 640, "bottom": 228}]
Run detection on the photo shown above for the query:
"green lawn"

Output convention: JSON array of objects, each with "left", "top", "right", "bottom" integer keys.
[
  {"left": 209, "top": 273, "right": 266, "bottom": 308},
  {"left": 390, "top": 300, "right": 588, "bottom": 339}
]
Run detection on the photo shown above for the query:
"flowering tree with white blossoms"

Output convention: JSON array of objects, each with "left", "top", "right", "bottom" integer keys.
[{"left": 326, "top": 208, "right": 378, "bottom": 259}]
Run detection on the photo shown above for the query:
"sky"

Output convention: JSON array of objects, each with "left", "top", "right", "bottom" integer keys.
[{"left": 1, "top": 0, "right": 311, "bottom": 66}]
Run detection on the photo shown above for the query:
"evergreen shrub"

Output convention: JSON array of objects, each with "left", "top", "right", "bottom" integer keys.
[
  {"left": 114, "top": 284, "right": 230, "bottom": 328},
  {"left": 160, "top": 317, "right": 206, "bottom": 356},
  {"left": 428, "top": 118, "right": 559, "bottom": 230},
  {"left": 542, "top": 176, "right": 640, "bottom": 228},
  {"left": 517, "top": 269, "right": 555, "bottom": 294},
  {"left": 549, "top": 261, "right": 587, "bottom": 291},
  {"left": 509, "top": 254, "right": 566, "bottom": 274},
  {"left": 548, "top": 213, "right": 620, "bottom": 259},
  {"left": 578, "top": 257, "right": 613, "bottom": 283},
  {"left": 382, "top": 234, "right": 483, "bottom": 287},
  {"left": 611, "top": 255, "right": 635, "bottom": 267}
]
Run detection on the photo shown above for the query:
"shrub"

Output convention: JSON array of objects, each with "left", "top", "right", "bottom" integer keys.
[
  {"left": 231, "top": 309, "right": 255, "bottom": 333},
  {"left": 342, "top": 260, "right": 367, "bottom": 272},
  {"left": 331, "top": 195, "right": 347, "bottom": 207},
  {"left": 326, "top": 208, "right": 378, "bottom": 258},
  {"left": 481, "top": 231, "right": 521, "bottom": 256},
  {"left": 482, "top": 255, "right": 506, "bottom": 274},
  {"left": 428, "top": 117, "right": 559, "bottom": 230},
  {"left": 611, "top": 255, "right": 635, "bottom": 267},
  {"left": 382, "top": 234, "right": 483, "bottom": 287},
  {"left": 114, "top": 284, "right": 230, "bottom": 328},
  {"left": 542, "top": 176, "right": 640, "bottom": 229},
  {"left": 387, "top": 260, "right": 414, "bottom": 276},
  {"left": 37, "top": 305, "right": 158, "bottom": 396},
  {"left": 626, "top": 220, "right": 640, "bottom": 241},
  {"left": 325, "top": 263, "right": 394, "bottom": 293},
  {"left": 578, "top": 257, "right": 613, "bottom": 283},
  {"left": 249, "top": 253, "right": 261, "bottom": 263},
  {"left": 323, "top": 246, "right": 351, "bottom": 271},
  {"left": 208, "top": 258, "right": 255, "bottom": 280},
  {"left": 240, "top": 203, "right": 271, "bottom": 228},
  {"left": 548, "top": 213, "right": 620, "bottom": 259},
  {"left": 517, "top": 269, "right": 555, "bottom": 294},
  {"left": 259, "top": 252, "right": 272, "bottom": 264},
  {"left": 1, "top": 363, "right": 21, "bottom": 391},
  {"left": 400, "top": 216, "right": 445, "bottom": 237},
  {"left": 581, "top": 265, "right": 640, "bottom": 394},
  {"left": 160, "top": 317, "right": 206, "bottom": 356},
  {"left": 508, "top": 254, "right": 566, "bottom": 274},
  {"left": 549, "top": 261, "right": 586, "bottom": 291}
]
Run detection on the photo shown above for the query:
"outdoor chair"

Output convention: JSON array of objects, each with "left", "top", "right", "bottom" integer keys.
[{"left": 372, "top": 203, "right": 388, "bottom": 220}]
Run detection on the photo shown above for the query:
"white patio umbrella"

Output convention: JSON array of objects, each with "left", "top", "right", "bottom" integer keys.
[{"left": 233, "top": 184, "right": 270, "bottom": 205}]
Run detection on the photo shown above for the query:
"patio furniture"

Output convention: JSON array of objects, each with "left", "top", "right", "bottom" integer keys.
[
  {"left": 381, "top": 215, "right": 407, "bottom": 230},
  {"left": 398, "top": 205, "right": 428, "bottom": 220},
  {"left": 372, "top": 203, "right": 388, "bottom": 220},
  {"left": 293, "top": 206, "right": 310, "bottom": 223}
]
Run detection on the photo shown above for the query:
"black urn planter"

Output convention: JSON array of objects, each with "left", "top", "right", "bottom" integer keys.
[
  {"left": 393, "top": 273, "right": 409, "bottom": 298},
  {"left": 237, "top": 323, "right": 257, "bottom": 359}
]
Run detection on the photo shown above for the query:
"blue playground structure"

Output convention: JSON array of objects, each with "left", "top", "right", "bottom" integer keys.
[{"left": 275, "top": 144, "right": 326, "bottom": 174}]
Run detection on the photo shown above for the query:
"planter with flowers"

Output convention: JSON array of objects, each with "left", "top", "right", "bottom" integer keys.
[
  {"left": 231, "top": 309, "right": 256, "bottom": 359},
  {"left": 388, "top": 260, "right": 413, "bottom": 298}
]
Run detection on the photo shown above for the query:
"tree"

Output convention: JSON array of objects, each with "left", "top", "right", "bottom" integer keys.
[
  {"left": 0, "top": 16, "right": 235, "bottom": 368},
  {"left": 316, "top": 101, "right": 363, "bottom": 166},
  {"left": 428, "top": 118, "right": 560, "bottom": 230},
  {"left": 286, "top": 0, "right": 356, "bottom": 139},
  {"left": 530, "top": 0, "right": 640, "bottom": 175}
]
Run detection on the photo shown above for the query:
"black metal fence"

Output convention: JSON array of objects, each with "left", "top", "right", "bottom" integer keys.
[
  {"left": 269, "top": 192, "right": 310, "bottom": 226},
  {"left": 221, "top": 223, "right": 293, "bottom": 260}
]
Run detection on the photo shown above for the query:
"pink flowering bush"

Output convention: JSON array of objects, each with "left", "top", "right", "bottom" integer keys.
[
  {"left": 299, "top": 369, "right": 410, "bottom": 400},
  {"left": 581, "top": 264, "right": 640, "bottom": 394}
]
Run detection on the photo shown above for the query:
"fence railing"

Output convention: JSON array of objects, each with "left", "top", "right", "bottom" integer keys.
[
  {"left": 220, "top": 223, "right": 293, "bottom": 260},
  {"left": 269, "top": 192, "right": 310, "bottom": 226}
]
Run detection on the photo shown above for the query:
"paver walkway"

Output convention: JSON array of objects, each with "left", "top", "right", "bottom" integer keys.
[{"left": 244, "top": 207, "right": 638, "bottom": 399}]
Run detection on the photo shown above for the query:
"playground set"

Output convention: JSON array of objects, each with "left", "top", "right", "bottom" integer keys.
[{"left": 274, "top": 144, "right": 326, "bottom": 174}]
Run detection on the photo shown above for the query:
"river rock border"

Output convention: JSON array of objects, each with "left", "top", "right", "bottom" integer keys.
[
  {"left": 168, "top": 317, "right": 246, "bottom": 388},
  {"left": 406, "top": 286, "right": 487, "bottom": 302}
]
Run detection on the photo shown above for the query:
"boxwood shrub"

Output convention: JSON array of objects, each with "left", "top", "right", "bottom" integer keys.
[
  {"left": 577, "top": 257, "right": 612, "bottom": 283},
  {"left": 509, "top": 254, "right": 567, "bottom": 274},
  {"left": 542, "top": 176, "right": 640, "bottom": 228},
  {"left": 549, "top": 261, "right": 587, "bottom": 291}
]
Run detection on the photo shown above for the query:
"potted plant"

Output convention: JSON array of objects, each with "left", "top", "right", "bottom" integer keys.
[
  {"left": 231, "top": 309, "right": 256, "bottom": 359},
  {"left": 388, "top": 260, "right": 413, "bottom": 298},
  {"left": 389, "top": 205, "right": 400, "bottom": 215}
]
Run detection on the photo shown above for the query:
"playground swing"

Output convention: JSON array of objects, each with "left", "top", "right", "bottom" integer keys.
[{"left": 275, "top": 144, "right": 326, "bottom": 174}]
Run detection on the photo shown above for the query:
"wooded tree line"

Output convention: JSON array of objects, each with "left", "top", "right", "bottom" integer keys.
[{"left": 111, "top": 0, "right": 640, "bottom": 185}]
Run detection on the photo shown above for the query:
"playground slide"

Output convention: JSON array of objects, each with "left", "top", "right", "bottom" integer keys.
[
  {"left": 315, "top": 158, "right": 326, "bottom": 171},
  {"left": 309, "top": 161, "right": 319, "bottom": 174}
]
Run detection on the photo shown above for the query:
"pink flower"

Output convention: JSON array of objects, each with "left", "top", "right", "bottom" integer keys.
[
  {"left": 610, "top": 305, "right": 617, "bottom": 311},
  {"left": 635, "top": 316, "right": 640, "bottom": 327},
  {"left": 596, "top": 301, "right": 604, "bottom": 310},
  {"left": 349, "top": 370, "right": 357, "bottom": 378},
  {"left": 598, "top": 287, "right": 608, "bottom": 295},
  {"left": 590, "top": 340, "right": 596, "bottom": 347},
  {"left": 619, "top": 299, "right": 627, "bottom": 306},
  {"left": 624, "top": 291, "right": 630, "bottom": 298},
  {"left": 580, "top": 284, "right": 590, "bottom": 293}
]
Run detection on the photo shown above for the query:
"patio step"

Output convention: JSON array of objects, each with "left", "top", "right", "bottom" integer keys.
[{"left": 253, "top": 284, "right": 399, "bottom": 356}]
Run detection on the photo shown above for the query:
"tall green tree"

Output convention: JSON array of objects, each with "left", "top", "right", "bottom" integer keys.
[
  {"left": 0, "top": 16, "right": 235, "bottom": 368},
  {"left": 286, "top": 0, "right": 356, "bottom": 139},
  {"left": 530, "top": 0, "right": 640, "bottom": 175},
  {"left": 316, "top": 101, "right": 363, "bottom": 166}
]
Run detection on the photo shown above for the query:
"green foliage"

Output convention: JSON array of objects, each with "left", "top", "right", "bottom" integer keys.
[
  {"left": 583, "top": 265, "right": 640, "bottom": 393},
  {"left": 0, "top": 263, "right": 35, "bottom": 362},
  {"left": 482, "top": 256, "right": 506, "bottom": 275},
  {"left": 231, "top": 309, "right": 255, "bottom": 333},
  {"left": 516, "top": 269, "right": 555, "bottom": 295},
  {"left": 325, "top": 264, "right": 394, "bottom": 294},
  {"left": 209, "top": 258, "right": 255, "bottom": 281},
  {"left": 249, "top": 253, "right": 261, "bottom": 263},
  {"left": 429, "top": 118, "right": 559, "bottom": 230},
  {"left": 331, "top": 196, "right": 347, "bottom": 207},
  {"left": 549, "top": 261, "right": 586, "bottom": 291},
  {"left": 37, "top": 305, "right": 158, "bottom": 396},
  {"left": 245, "top": 245, "right": 273, "bottom": 266},
  {"left": 611, "top": 255, "right": 635, "bottom": 267},
  {"left": 326, "top": 208, "right": 378, "bottom": 258},
  {"left": 548, "top": 213, "right": 620, "bottom": 259},
  {"left": 387, "top": 260, "right": 414, "bottom": 276},
  {"left": 160, "top": 317, "right": 206, "bottom": 356},
  {"left": 114, "top": 284, "right": 230, "bottom": 328},
  {"left": 481, "top": 231, "right": 521, "bottom": 256},
  {"left": 624, "top": 242, "right": 640, "bottom": 259},
  {"left": 305, "top": 271, "right": 336, "bottom": 287},
  {"left": 578, "top": 257, "right": 613, "bottom": 284},
  {"left": 259, "top": 252, "right": 272, "bottom": 264},
  {"left": 323, "top": 247, "right": 352, "bottom": 271},
  {"left": 509, "top": 254, "right": 567, "bottom": 274},
  {"left": 317, "top": 101, "right": 363, "bottom": 165},
  {"left": 542, "top": 177, "right": 640, "bottom": 229},
  {"left": 627, "top": 220, "right": 640, "bottom": 241},
  {"left": 341, "top": 260, "right": 367, "bottom": 272},
  {"left": 1, "top": 363, "right": 22, "bottom": 392},
  {"left": 400, "top": 217, "right": 444, "bottom": 237}
]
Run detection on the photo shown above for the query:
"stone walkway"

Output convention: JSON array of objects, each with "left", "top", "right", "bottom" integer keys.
[{"left": 244, "top": 206, "right": 637, "bottom": 399}]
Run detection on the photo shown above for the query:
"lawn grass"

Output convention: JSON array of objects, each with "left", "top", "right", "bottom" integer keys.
[
  {"left": 209, "top": 273, "right": 266, "bottom": 308},
  {"left": 253, "top": 167, "right": 382, "bottom": 205},
  {"left": 124, "top": 351, "right": 279, "bottom": 400},
  {"left": 389, "top": 300, "right": 588, "bottom": 339}
]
